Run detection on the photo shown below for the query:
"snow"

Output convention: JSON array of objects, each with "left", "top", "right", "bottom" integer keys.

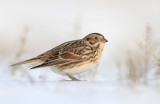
[
  {"left": 0, "top": 63, "right": 160, "bottom": 104},
  {"left": 0, "top": 81, "right": 160, "bottom": 104}
]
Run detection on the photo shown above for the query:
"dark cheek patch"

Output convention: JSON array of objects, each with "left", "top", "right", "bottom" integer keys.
[
  {"left": 89, "top": 41, "right": 95, "bottom": 45},
  {"left": 86, "top": 38, "right": 90, "bottom": 41},
  {"left": 88, "top": 38, "right": 97, "bottom": 45}
]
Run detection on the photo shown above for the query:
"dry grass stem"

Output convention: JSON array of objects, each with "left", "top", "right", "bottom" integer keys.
[
  {"left": 117, "top": 24, "right": 158, "bottom": 84},
  {"left": 10, "top": 25, "right": 34, "bottom": 82}
]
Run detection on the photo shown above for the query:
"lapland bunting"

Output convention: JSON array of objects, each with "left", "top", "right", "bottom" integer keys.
[{"left": 11, "top": 33, "right": 108, "bottom": 81}]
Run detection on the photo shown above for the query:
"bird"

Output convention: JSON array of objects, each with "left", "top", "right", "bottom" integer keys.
[{"left": 11, "top": 33, "right": 108, "bottom": 81}]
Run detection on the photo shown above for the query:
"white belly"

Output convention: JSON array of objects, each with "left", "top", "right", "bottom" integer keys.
[{"left": 50, "top": 63, "right": 96, "bottom": 75}]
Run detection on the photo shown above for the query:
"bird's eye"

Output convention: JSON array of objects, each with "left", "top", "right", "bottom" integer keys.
[{"left": 95, "top": 37, "right": 98, "bottom": 39}]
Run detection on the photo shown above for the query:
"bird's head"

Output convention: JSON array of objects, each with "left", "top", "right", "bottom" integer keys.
[{"left": 83, "top": 33, "right": 108, "bottom": 47}]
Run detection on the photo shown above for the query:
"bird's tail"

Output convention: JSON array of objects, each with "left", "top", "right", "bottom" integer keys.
[{"left": 11, "top": 57, "right": 41, "bottom": 67}]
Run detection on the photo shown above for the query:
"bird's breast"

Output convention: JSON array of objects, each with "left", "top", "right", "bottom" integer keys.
[{"left": 61, "top": 62, "right": 97, "bottom": 75}]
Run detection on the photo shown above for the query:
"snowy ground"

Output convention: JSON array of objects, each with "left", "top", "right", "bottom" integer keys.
[
  {"left": 0, "top": 63, "right": 160, "bottom": 104},
  {"left": 1, "top": 81, "right": 160, "bottom": 104}
]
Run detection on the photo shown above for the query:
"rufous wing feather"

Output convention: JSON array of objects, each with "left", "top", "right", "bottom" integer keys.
[{"left": 60, "top": 52, "right": 81, "bottom": 60}]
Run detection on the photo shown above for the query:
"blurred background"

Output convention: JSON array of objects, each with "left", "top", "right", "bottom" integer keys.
[{"left": 0, "top": 0, "right": 160, "bottom": 104}]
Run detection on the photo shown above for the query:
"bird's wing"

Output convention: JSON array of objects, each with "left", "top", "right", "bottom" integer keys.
[
  {"left": 30, "top": 52, "right": 82, "bottom": 69},
  {"left": 30, "top": 40, "right": 85, "bottom": 69}
]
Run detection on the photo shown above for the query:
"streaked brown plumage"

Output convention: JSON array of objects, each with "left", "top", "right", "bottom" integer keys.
[{"left": 11, "top": 33, "right": 108, "bottom": 81}]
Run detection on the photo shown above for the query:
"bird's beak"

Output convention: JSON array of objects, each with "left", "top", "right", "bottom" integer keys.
[{"left": 101, "top": 38, "right": 108, "bottom": 43}]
